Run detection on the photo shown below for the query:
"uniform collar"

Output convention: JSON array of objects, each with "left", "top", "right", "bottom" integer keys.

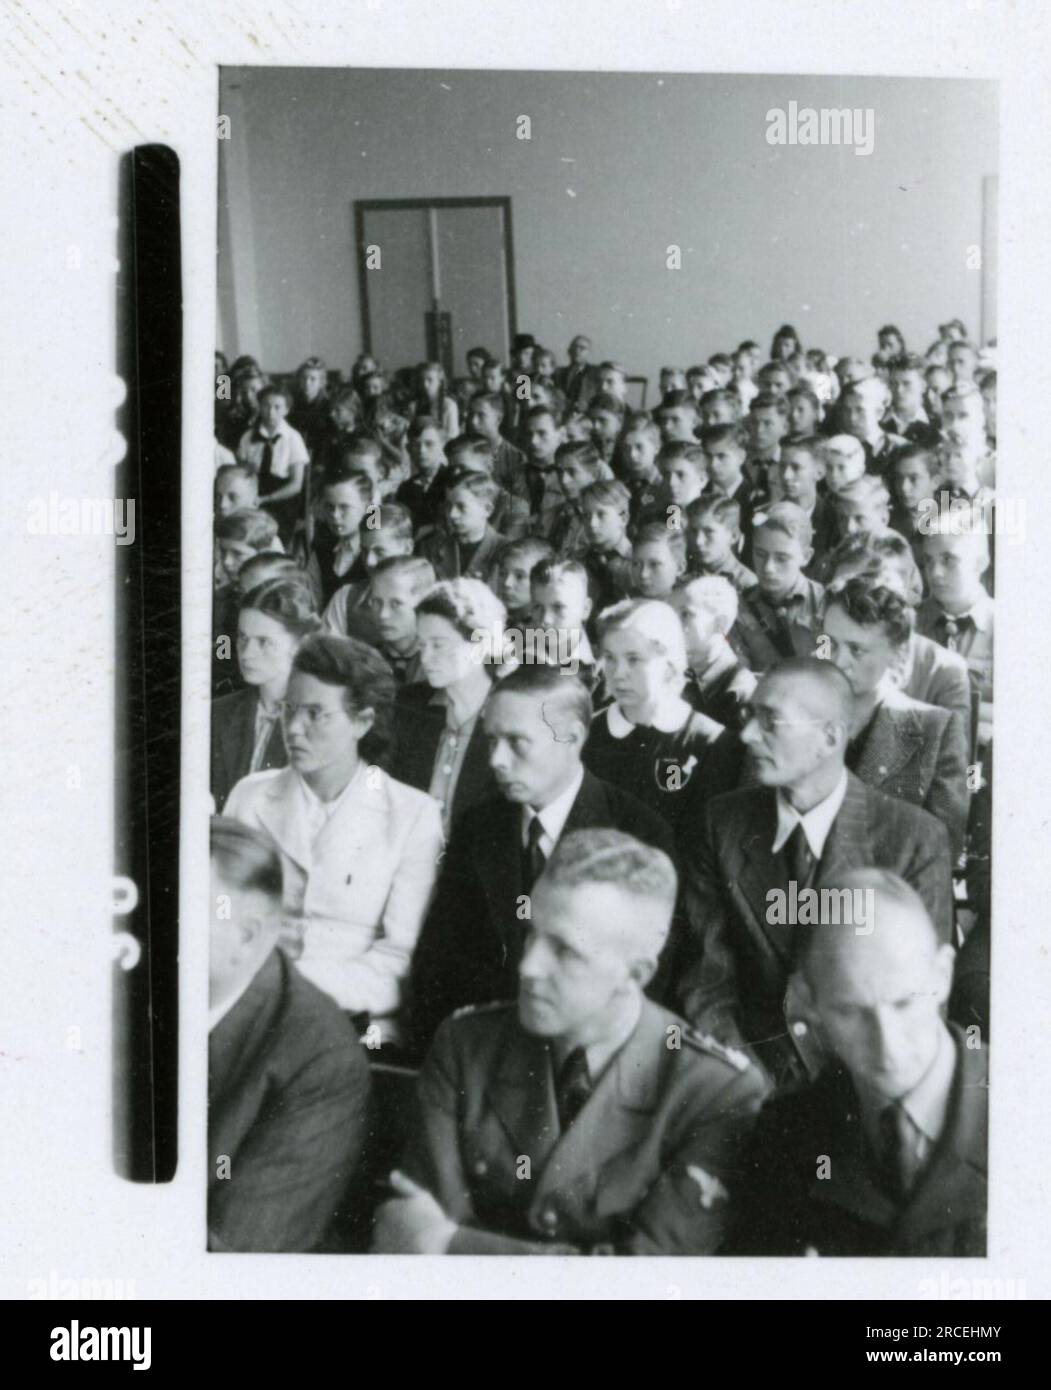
[
  {"left": 606, "top": 696, "right": 691, "bottom": 738},
  {"left": 857, "top": 1022, "right": 956, "bottom": 1153}
]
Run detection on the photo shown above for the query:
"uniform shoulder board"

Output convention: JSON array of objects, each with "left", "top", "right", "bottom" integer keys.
[
  {"left": 682, "top": 1027, "right": 753, "bottom": 1073},
  {"left": 450, "top": 1000, "right": 512, "bottom": 1021}
]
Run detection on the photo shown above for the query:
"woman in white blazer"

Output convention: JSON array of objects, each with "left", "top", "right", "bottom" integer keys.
[{"left": 225, "top": 634, "right": 444, "bottom": 1042}]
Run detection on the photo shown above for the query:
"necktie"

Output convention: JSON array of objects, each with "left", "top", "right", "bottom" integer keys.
[
  {"left": 783, "top": 822, "right": 816, "bottom": 890},
  {"left": 555, "top": 1046, "right": 592, "bottom": 1130},
  {"left": 256, "top": 432, "right": 275, "bottom": 487},
  {"left": 523, "top": 814, "right": 547, "bottom": 893},
  {"left": 940, "top": 612, "right": 972, "bottom": 651},
  {"left": 878, "top": 1102, "right": 915, "bottom": 1201}
]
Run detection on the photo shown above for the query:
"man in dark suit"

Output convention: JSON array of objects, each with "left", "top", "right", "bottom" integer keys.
[
  {"left": 554, "top": 334, "right": 601, "bottom": 411},
  {"left": 208, "top": 817, "right": 370, "bottom": 1252},
  {"left": 677, "top": 658, "right": 954, "bottom": 1088},
  {"left": 730, "top": 869, "right": 986, "bottom": 1255},
  {"left": 375, "top": 830, "right": 769, "bottom": 1254},
  {"left": 822, "top": 579, "right": 970, "bottom": 857},
  {"left": 408, "top": 666, "right": 677, "bottom": 1053},
  {"left": 211, "top": 685, "right": 286, "bottom": 813}
]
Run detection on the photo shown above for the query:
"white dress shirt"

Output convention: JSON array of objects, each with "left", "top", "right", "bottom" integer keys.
[
  {"left": 521, "top": 765, "right": 585, "bottom": 860},
  {"left": 772, "top": 768, "right": 849, "bottom": 858}
]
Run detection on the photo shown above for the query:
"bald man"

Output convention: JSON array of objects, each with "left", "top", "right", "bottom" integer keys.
[
  {"left": 677, "top": 658, "right": 953, "bottom": 1087},
  {"left": 729, "top": 870, "right": 986, "bottom": 1255},
  {"left": 374, "top": 830, "right": 768, "bottom": 1255}
]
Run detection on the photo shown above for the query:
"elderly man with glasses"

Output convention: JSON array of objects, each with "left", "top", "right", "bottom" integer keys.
[{"left": 675, "top": 657, "right": 953, "bottom": 1089}]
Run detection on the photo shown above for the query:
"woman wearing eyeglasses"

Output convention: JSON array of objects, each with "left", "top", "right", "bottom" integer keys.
[
  {"left": 211, "top": 576, "right": 321, "bottom": 812},
  {"left": 224, "top": 633, "right": 445, "bottom": 1044}
]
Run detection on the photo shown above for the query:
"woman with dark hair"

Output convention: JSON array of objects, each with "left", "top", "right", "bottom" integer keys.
[
  {"left": 391, "top": 578, "right": 506, "bottom": 833},
  {"left": 770, "top": 324, "right": 801, "bottom": 363},
  {"left": 211, "top": 575, "right": 321, "bottom": 811},
  {"left": 224, "top": 634, "right": 444, "bottom": 1042}
]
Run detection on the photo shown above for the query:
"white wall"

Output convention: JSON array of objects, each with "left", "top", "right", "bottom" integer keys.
[{"left": 218, "top": 68, "right": 997, "bottom": 376}]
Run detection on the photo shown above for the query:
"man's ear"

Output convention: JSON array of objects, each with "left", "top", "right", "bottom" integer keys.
[
  {"left": 801, "top": 544, "right": 814, "bottom": 567},
  {"left": 352, "top": 703, "right": 377, "bottom": 738},
  {"left": 933, "top": 942, "right": 957, "bottom": 1007},
  {"left": 581, "top": 594, "right": 593, "bottom": 621},
  {"left": 627, "top": 954, "right": 658, "bottom": 992}
]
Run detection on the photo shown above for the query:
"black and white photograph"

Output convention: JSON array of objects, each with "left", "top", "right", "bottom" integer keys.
[
  {"left": 4, "top": 0, "right": 1051, "bottom": 1329},
  {"left": 210, "top": 67, "right": 996, "bottom": 1257}
]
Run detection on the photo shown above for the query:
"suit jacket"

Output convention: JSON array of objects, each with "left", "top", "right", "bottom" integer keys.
[
  {"left": 554, "top": 362, "right": 602, "bottom": 410},
  {"left": 393, "top": 998, "right": 769, "bottom": 1255},
  {"left": 224, "top": 764, "right": 444, "bottom": 1024},
  {"left": 391, "top": 681, "right": 498, "bottom": 827},
  {"left": 729, "top": 1025, "right": 986, "bottom": 1256},
  {"left": 851, "top": 687, "right": 970, "bottom": 859},
  {"left": 677, "top": 772, "right": 953, "bottom": 1085},
  {"left": 408, "top": 769, "right": 677, "bottom": 1051},
  {"left": 208, "top": 949, "right": 371, "bottom": 1252},
  {"left": 419, "top": 525, "right": 506, "bottom": 583},
  {"left": 210, "top": 685, "right": 286, "bottom": 813},
  {"left": 896, "top": 631, "right": 972, "bottom": 748}
]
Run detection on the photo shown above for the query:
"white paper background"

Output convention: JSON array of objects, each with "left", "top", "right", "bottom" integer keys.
[{"left": 3, "top": 0, "right": 1050, "bottom": 1300}]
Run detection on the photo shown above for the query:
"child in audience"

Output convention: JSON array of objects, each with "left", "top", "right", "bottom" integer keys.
[
  {"left": 840, "top": 377, "right": 906, "bottom": 477},
  {"left": 564, "top": 409, "right": 594, "bottom": 443},
  {"left": 670, "top": 575, "right": 757, "bottom": 728},
  {"left": 890, "top": 445, "right": 942, "bottom": 555},
  {"left": 580, "top": 479, "right": 635, "bottom": 613},
  {"left": 941, "top": 383, "right": 995, "bottom": 492},
  {"left": 597, "top": 361, "right": 629, "bottom": 406},
  {"left": 359, "top": 555, "right": 437, "bottom": 685},
  {"left": 980, "top": 370, "right": 997, "bottom": 450},
  {"left": 745, "top": 392, "right": 789, "bottom": 498},
  {"left": 530, "top": 557, "right": 597, "bottom": 681},
  {"left": 778, "top": 436, "right": 837, "bottom": 569},
  {"left": 396, "top": 415, "right": 450, "bottom": 530},
  {"left": 699, "top": 387, "right": 741, "bottom": 428},
  {"left": 215, "top": 508, "right": 282, "bottom": 590},
  {"left": 321, "top": 503, "right": 415, "bottom": 637},
  {"left": 708, "top": 353, "right": 735, "bottom": 388},
  {"left": 523, "top": 403, "right": 567, "bottom": 534},
  {"left": 655, "top": 392, "right": 700, "bottom": 446},
  {"left": 212, "top": 510, "right": 286, "bottom": 697},
  {"left": 408, "top": 360, "right": 460, "bottom": 437},
  {"left": 465, "top": 391, "right": 530, "bottom": 500},
  {"left": 829, "top": 473, "right": 893, "bottom": 546},
  {"left": 445, "top": 434, "right": 529, "bottom": 539},
  {"left": 658, "top": 441, "right": 708, "bottom": 518},
  {"left": 584, "top": 599, "right": 737, "bottom": 845},
  {"left": 687, "top": 364, "right": 720, "bottom": 404},
  {"left": 307, "top": 469, "right": 372, "bottom": 606},
  {"left": 494, "top": 536, "right": 555, "bottom": 628},
  {"left": 734, "top": 502, "right": 825, "bottom": 670},
  {"left": 757, "top": 362, "right": 795, "bottom": 398},
  {"left": 822, "top": 434, "right": 868, "bottom": 494},
  {"left": 418, "top": 469, "right": 506, "bottom": 582},
  {"left": 916, "top": 513, "right": 994, "bottom": 745},
  {"left": 701, "top": 422, "right": 758, "bottom": 545},
  {"left": 685, "top": 494, "right": 757, "bottom": 596},
  {"left": 885, "top": 353, "right": 940, "bottom": 446},
  {"left": 237, "top": 383, "right": 309, "bottom": 546},
  {"left": 289, "top": 355, "right": 331, "bottom": 457},
  {"left": 218, "top": 362, "right": 265, "bottom": 449},
  {"left": 785, "top": 383, "right": 824, "bottom": 441},
  {"left": 631, "top": 522, "right": 688, "bottom": 600},
  {"left": 215, "top": 463, "right": 259, "bottom": 519},
  {"left": 551, "top": 440, "right": 605, "bottom": 556},
  {"left": 658, "top": 365, "right": 687, "bottom": 400},
  {"left": 587, "top": 392, "right": 626, "bottom": 466},
  {"left": 620, "top": 414, "right": 666, "bottom": 527}
]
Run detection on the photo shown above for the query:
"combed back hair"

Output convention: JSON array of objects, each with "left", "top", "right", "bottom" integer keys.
[
  {"left": 370, "top": 554, "right": 436, "bottom": 596},
  {"left": 780, "top": 435, "right": 825, "bottom": 463},
  {"left": 748, "top": 391, "right": 791, "bottom": 419},
  {"left": 831, "top": 474, "right": 891, "bottom": 511},
  {"left": 752, "top": 500, "right": 813, "bottom": 550},
  {"left": 598, "top": 360, "right": 626, "bottom": 377},
  {"left": 597, "top": 598, "right": 688, "bottom": 674},
  {"left": 541, "top": 828, "right": 678, "bottom": 924},
  {"left": 408, "top": 413, "right": 446, "bottom": 440},
  {"left": 236, "top": 554, "right": 302, "bottom": 590},
  {"left": 415, "top": 577, "right": 507, "bottom": 644},
  {"left": 445, "top": 434, "right": 494, "bottom": 469},
  {"left": 444, "top": 468, "right": 500, "bottom": 506},
  {"left": 674, "top": 573, "right": 739, "bottom": 629},
  {"left": 709, "top": 352, "right": 733, "bottom": 370},
  {"left": 686, "top": 493, "right": 741, "bottom": 530},
  {"left": 211, "top": 816, "right": 284, "bottom": 900},
  {"left": 826, "top": 529, "right": 923, "bottom": 606},
  {"left": 331, "top": 382, "right": 363, "bottom": 411},
  {"left": 489, "top": 663, "right": 594, "bottom": 734},
  {"left": 799, "top": 868, "right": 936, "bottom": 988},
  {"left": 700, "top": 387, "right": 741, "bottom": 416},
  {"left": 531, "top": 557, "right": 590, "bottom": 593},
  {"left": 292, "top": 634, "right": 395, "bottom": 763},
  {"left": 889, "top": 352, "right": 926, "bottom": 376},
  {"left": 659, "top": 441, "right": 707, "bottom": 474},
  {"left": 363, "top": 502, "right": 414, "bottom": 542},
  {"left": 497, "top": 536, "right": 555, "bottom": 571},
  {"left": 700, "top": 422, "right": 748, "bottom": 451},
  {"left": 842, "top": 375, "right": 891, "bottom": 408},
  {"left": 581, "top": 479, "right": 631, "bottom": 514},
  {"left": 333, "top": 432, "right": 383, "bottom": 462},
  {"left": 785, "top": 383, "right": 821, "bottom": 411},
  {"left": 257, "top": 382, "right": 292, "bottom": 408},
  {"left": 239, "top": 575, "right": 321, "bottom": 638},
  {"left": 921, "top": 507, "right": 991, "bottom": 561},
  {"left": 554, "top": 439, "right": 604, "bottom": 474},
  {"left": 525, "top": 402, "right": 564, "bottom": 428},
  {"left": 216, "top": 508, "right": 280, "bottom": 550},
  {"left": 322, "top": 469, "right": 374, "bottom": 503},
  {"left": 297, "top": 355, "right": 327, "bottom": 375},
  {"left": 822, "top": 434, "right": 866, "bottom": 468},
  {"left": 894, "top": 443, "right": 940, "bottom": 476},
  {"left": 823, "top": 577, "right": 913, "bottom": 648},
  {"left": 633, "top": 523, "right": 687, "bottom": 565},
  {"left": 469, "top": 391, "right": 506, "bottom": 419},
  {"left": 763, "top": 655, "right": 853, "bottom": 729},
  {"left": 878, "top": 324, "right": 904, "bottom": 343},
  {"left": 467, "top": 345, "right": 490, "bottom": 362},
  {"left": 588, "top": 391, "right": 626, "bottom": 418},
  {"left": 215, "top": 462, "right": 256, "bottom": 487},
  {"left": 657, "top": 390, "right": 698, "bottom": 417},
  {"left": 623, "top": 413, "right": 661, "bottom": 444}
]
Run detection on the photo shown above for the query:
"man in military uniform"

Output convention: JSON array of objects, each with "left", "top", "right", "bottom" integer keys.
[
  {"left": 730, "top": 869, "right": 987, "bottom": 1256},
  {"left": 373, "top": 829, "right": 769, "bottom": 1255}
]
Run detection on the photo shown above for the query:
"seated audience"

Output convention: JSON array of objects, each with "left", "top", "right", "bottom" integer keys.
[
  {"left": 734, "top": 503, "right": 825, "bottom": 671},
  {"left": 670, "top": 575, "right": 757, "bottom": 728},
  {"left": 418, "top": 468, "right": 507, "bottom": 582}
]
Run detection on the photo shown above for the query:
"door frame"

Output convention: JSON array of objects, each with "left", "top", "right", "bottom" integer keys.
[{"left": 353, "top": 196, "right": 518, "bottom": 364}]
